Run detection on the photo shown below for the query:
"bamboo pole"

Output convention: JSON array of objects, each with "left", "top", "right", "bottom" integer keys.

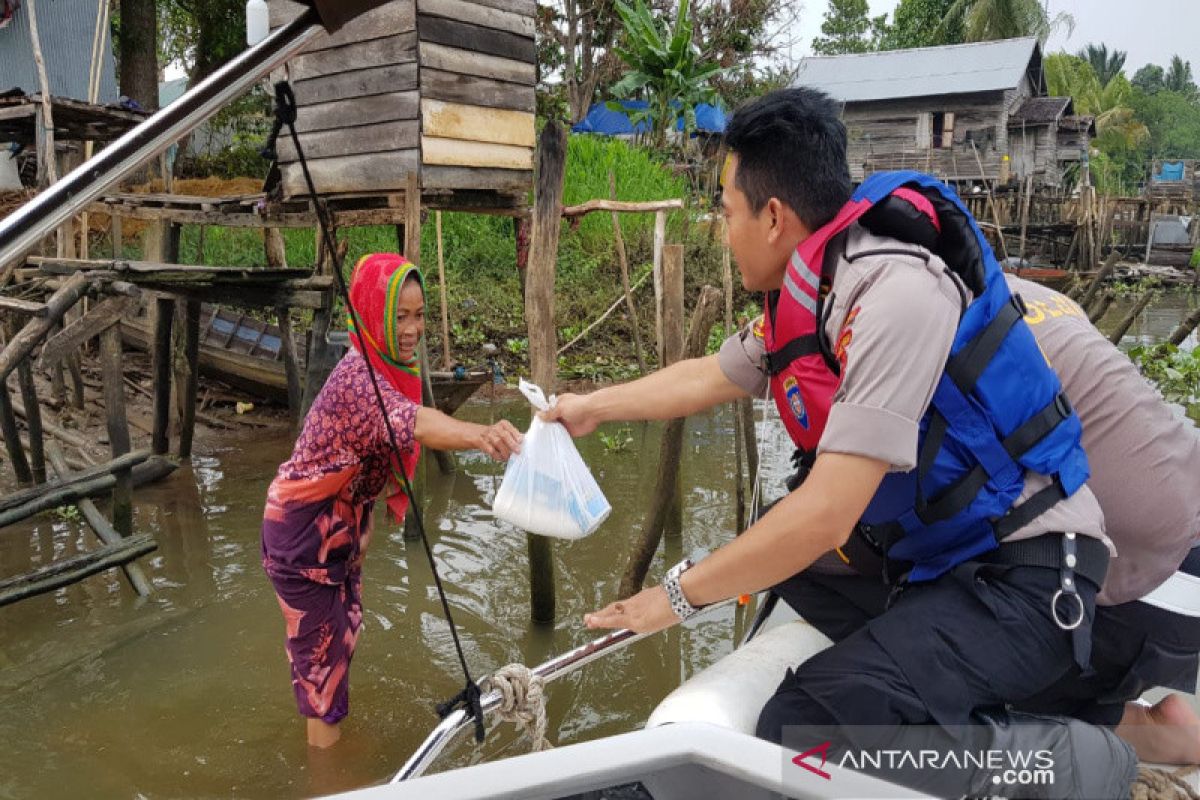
[
  {"left": 26, "top": 0, "right": 58, "bottom": 187},
  {"left": 970, "top": 141, "right": 1008, "bottom": 261},
  {"left": 652, "top": 210, "right": 667, "bottom": 363},
  {"left": 721, "top": 228, "right": 745, "bottom": 533},
  {"left": 618, "top": 285, "right": 722, "bottom": 599},
  {"left": 609, "top": 172, "right": 648, "bottom": 375},
  {"left": 435, "top": 211, "right": 452, "bottom": 370},
  {"left": 556, "top": 269, "right": 652, "bottom": 356}
]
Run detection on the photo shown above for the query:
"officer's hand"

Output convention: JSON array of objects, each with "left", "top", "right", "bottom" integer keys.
[
  {"left": 585, "top": 585, "right": 678, "bottom": 634},
  {"left": 539, "top": 392, "right": 601, "bottom": 438}
]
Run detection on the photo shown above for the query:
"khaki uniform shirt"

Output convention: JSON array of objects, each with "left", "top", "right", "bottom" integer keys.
[{"left": 1006, "top": 275, "right": 1200, "bottom": 604}]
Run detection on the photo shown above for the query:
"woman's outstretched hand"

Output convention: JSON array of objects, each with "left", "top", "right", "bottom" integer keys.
[{"left": 475, "top": 420, "right": 523, "bottom": 461}]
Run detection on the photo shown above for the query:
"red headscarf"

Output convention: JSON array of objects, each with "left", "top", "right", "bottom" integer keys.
[{"left": 347, "top": 253, "right": 424, "bottom": 520}]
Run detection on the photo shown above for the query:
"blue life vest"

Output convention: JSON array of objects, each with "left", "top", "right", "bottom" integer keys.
[{"left": 765, "top": 171, "right": 1090, "bottom": 581}]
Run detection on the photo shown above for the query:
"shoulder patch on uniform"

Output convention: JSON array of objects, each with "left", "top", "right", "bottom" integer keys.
[{"left": 751, "top": 315, "right": 765, "bottom": 341}]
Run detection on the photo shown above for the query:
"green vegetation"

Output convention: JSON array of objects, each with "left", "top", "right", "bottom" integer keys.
[
  {"left": 1130, "top": 343, "right": 1200, "bottom": 419},
  {"left": 598, "top": 426, "right": 635, "bottom": 453}
]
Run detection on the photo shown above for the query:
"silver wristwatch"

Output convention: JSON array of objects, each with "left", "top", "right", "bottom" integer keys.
[{"left": 663, "top": 558, "right": 702, "bottom": 621}]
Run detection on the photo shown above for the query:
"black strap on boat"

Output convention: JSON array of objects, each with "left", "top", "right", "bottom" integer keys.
[{"left": 272, "top": 81, "right": 486, "bottom": 743}]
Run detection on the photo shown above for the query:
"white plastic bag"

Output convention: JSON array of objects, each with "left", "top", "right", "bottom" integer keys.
[{"left": 491, "top": 379, "right": 612, "bottom": 540}]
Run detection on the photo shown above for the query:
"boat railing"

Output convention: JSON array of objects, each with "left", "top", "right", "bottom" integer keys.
[{"left": 392, "top": 597, "right": 738, "bottom": 783}]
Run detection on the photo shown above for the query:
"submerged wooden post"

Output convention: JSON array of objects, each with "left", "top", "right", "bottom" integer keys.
[
  {"left": 1108, "top": 292, "right": 1156, "bottom": 346},
  {"left": 619, "top": 286, "right": 722, "bottom": 599},
  {"left": 661, "top": 244, "right": 685, "bottom": 540},
  {"left": 177, "top": 300, "right": 201, "bottom": 460},
  {"left": 1167, "top": 305, "right": 1200, "bottom": 347},
  {"left": 525, "top": 120, "right": 568, "bottom": 624},
  {"left": 15, "top": 360, "right": 46, "bottom": 484},
  {"left": 0, "top": 376, "right": 33, "bottom": 486},
  {"left": 150, "top": 297, "right": 174, "bottom": 455},
  {"left": 276, "top": 306, "right": 303, "bottom": 418},
  {"left": 301, "top": 233, "right": 344, "bottom": 418},
  {"left": 99, "top": 325, "right": 133, "bottom": 536}
]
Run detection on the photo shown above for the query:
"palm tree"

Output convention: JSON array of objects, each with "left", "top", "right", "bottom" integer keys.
[
  {"left": 940, "top": 0, "right": 1073, "bottom": 43},
  {"left": 1165, "top": 55, "right": 1196, "bottom": 95},
  {"left": 1076, "top": 43, "right": 1126, "bottom": 87}
]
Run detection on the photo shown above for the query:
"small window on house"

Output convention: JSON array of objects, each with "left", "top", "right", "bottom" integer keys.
[{"left": 932, "top": 112, "right": 955, "bottom": 149}]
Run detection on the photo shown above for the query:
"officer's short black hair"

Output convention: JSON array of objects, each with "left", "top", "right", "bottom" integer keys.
[{"left": 724, "top": 88, "right": 852, "bottom": 232}]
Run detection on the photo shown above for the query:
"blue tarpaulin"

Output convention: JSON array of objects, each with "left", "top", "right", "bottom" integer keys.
[
  {"left": 572, "top": 100, "right": 727, "bottom": 136},
  {"left": 1154, "top": 161, "right": 1186, "bottom": 182}
]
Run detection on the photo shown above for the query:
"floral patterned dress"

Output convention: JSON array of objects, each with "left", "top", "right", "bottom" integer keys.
[{"left": 261, "top": 349, "right": 417, "bottom": 723}]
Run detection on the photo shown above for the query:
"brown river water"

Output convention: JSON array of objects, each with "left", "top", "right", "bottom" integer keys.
[{"left": 0, "top": 292, "right": 1196, "bottom": 798}]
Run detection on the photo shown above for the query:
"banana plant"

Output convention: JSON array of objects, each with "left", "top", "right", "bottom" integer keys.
[{"left": 609, "top": 0, "right": 724, "bottom": 150}]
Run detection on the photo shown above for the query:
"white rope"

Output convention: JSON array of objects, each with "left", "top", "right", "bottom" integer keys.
[
  {"left": 1132, "top": 765, "right": 1200, "bottom": 800},
  {"left": 481, "top": 664, "right": 553, "bottom": 752}
]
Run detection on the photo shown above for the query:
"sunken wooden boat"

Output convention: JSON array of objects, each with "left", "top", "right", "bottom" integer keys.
[{"left": 120, "top": 303, "right": 487, "bottom": 413}]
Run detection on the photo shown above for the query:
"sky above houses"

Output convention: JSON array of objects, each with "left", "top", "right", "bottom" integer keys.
[{"left": 790, "top": 0, "right": 1199, "bottom": 77}]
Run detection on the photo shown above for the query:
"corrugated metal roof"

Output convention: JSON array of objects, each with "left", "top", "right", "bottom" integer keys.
[
  {"left": 0, "top": 0, "right": 119, "bottom": 103},
  {"left": 794, "top": 37, "right": 1042, "bottom": 103},
  {"left": 1010, "top": 96, "right": 1071, "bottom": 125}
]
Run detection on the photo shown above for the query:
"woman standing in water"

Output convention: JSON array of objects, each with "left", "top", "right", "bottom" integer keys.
[{"left": 262, "top": 253, "right": 521, "bottom": 748}]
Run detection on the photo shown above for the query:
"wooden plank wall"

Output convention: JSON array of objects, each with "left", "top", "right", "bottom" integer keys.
[
  {"left": 417, "top": 0, "right": 536, "bottom": 192},
  {"left": 270, "top": 0, "right": 420, "bottom": 197},
  {"left": 268, "top": 0, "right": 536, "bottom": 200},
  {"left": 843, "top": 92, "right": 1009, "bottom": 182}
]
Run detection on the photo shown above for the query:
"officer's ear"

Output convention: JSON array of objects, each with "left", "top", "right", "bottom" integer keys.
[{"left": 764, "top": 197, "right": 785, "bottom": 242}]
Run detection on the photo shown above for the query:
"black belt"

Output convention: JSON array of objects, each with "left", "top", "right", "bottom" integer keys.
[
  {"left": 841, "top": 528, "right": 1109, "bottom": 594},
  {"left": 977, "top": 532, "right": 1109, "bottom": 591}
]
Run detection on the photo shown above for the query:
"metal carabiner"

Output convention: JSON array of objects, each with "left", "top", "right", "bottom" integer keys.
[{"left": 1051, "top": 588, "right": 1085, "bottom": 631}]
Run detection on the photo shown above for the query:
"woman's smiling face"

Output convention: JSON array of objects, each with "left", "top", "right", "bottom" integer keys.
[{"left": 394, "top": 276, "right": 425, "bottom": 361}]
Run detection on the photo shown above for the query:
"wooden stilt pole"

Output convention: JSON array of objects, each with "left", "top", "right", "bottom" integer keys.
[
  {"left": 177, "top": 300, "right": 200, "bottom": 460},
  {"left": 150, "top": 297, "right": 174, "bottom": 455},
  {"left": 0, "top": 376, "right": 33, "bottom": 486},
  {"left": 276, "top": 306, "right": 303, "bottom": 419},
  {"left": 619, "top": 285, "right": 722, "bottom": 599},
  {"left": 721, "top": 230, "right": 745, "bottom": 533},
  {"left": 99, "top": 326, "right": 133, "bottom": 537},
  {"left": 524, "top": 121, "right": 568, "bottom": 624},
  {"left": 15, "top": 360, "right": 45, "bottom": 484},
  {"left": 661, "top": 244, "right": 685, "bottom": 541}
]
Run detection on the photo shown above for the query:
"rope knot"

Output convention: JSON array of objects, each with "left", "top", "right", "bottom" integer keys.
[
  {"left": 482, "top": 664, "right": 553, "bottom": 751},
  {"left": 1132, "top": 765, "right": 1200, "bottom": 800}
]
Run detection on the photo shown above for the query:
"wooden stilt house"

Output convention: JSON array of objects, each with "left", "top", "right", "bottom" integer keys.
[{"left": 268, "top": 0, "right": 536, "bottom": 209}]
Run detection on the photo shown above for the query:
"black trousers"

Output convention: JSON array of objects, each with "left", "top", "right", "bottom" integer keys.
[{"left": 764, "top": 544, "right": 1200, "bottom": 737}]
